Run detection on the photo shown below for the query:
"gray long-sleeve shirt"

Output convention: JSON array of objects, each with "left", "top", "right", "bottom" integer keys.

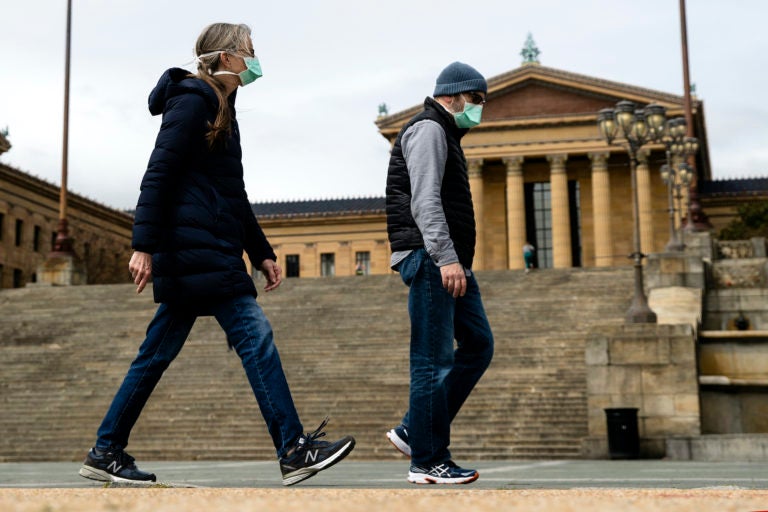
[{"left": 390, "top": 118, "right": 461, "bottom": 270}]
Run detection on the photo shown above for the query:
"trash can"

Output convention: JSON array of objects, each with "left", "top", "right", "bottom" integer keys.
[{"left": 604, "top": 407, "right": 639, "bottom": 459}]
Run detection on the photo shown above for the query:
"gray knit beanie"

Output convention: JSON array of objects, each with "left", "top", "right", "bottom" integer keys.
[{"left": 433, "top": 61, "right": 487, "bottom": 96}]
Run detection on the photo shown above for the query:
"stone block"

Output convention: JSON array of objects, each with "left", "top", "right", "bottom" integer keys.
[
  {"left": 660, "top": 256, "right": 686, "bottom": 274},
  {"left": 585, "top": 335, "right": 608, "bottom": 366},
  {"left": 669, "top": 336, "right": 696, "bottom": 364},
  {"left": 752, "top": 237, "right": 767, "bottom": 258},
  {"left": 665, "top": 437, "right": 693, "bottom": 460},
  {"left": 640, "top": 437, "right": 668, "bottom": 459},
  {"left": 586, "top": 366, "right": 610, "bottom": 395},
  {"left": 698, "top": 344, "right": 733, "bottom": 376},
  {"left": 609, "top": 337, "right": 670, "bottom": 365},
  {"left": 732, "top": 345, "right": 768, "bottom": 379},
  {"left": 674, "top": 393, "right": 700, "bottom": 415},
  {"left": 712, "top": 259, "right": 766, "bottom": 289},
  {"left": 740, "top": 394, "right": 768, "bottom": 433},
  {"left": 642, "top": 414, "right": 700, "bottom": 437},
  {"left": 641, "top": 366, "right": 698, "bottom": 395},
  {"left": 642, "top": 395, "right": 675, "bottom": 416},
  {"left": 581, "top": 437, "right": 609, "bottom": 459},
  {"left": 700, "top": 391, "right": 743, "bottom": 434},
  {"left": 606, "top": 366, "right": 643, "bottom": 394}
]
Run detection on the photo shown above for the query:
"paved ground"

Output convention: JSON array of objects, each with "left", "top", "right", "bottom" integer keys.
[
  {"left": 2, "top": 459, "right": 768, "bottom": 489},
  {"left": 3, "top": 460, "right": 768, "bottom": 511}
]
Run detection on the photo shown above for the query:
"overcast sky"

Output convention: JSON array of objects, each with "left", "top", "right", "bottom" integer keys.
[{"left": 1, "top": 1, "right": 767, "bottom": 211}]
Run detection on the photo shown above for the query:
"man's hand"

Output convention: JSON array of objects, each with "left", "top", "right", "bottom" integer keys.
[
  {"left": 260, "top": 259, "right": 282, "bottom": 292},
  {"left": 440, "top": 262, "right": 466, "bottom": 298},
  {"left": 129, "top": 251, "right": 153, "bottom": 294}
]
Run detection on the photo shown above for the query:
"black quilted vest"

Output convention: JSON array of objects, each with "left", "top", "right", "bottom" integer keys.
[{"left": 385, "top": 97, "right": 476, "bottom": 268}]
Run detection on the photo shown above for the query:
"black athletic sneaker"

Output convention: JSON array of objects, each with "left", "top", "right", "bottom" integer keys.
[
  {"left": 386, "top": 424, "right": 411, "bottom": 457},
  {"left": 408, "top": 460, "right": 479, "bottom": 484},
  {"left": 279, "top": 417, "right": 355, "bottom": 486},
  {"left": 79, "top": 447, "right": 157, "bottom": 483}
]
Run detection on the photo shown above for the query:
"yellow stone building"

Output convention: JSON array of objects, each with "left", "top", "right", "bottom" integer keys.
[
  {"left": 252, "top": 198, "right": 389, "bottom": 278},
  {"left": 2, "top": 63, "right": 764, "bottom": 284},
  {"left": 260, "top": 62, "right": 716, "bottom": 276},
  {"left": 0, "top": 160, "right": 133, "bottom": 288}
]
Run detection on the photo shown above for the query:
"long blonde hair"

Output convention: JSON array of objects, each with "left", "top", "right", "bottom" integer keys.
[{"left": 193, "top": 23, "right": 252, "bottom": 148}]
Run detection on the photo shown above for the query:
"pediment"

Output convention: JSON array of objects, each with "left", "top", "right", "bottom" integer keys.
[
  {"left": 482, "top": 79, "right": 618, "bottom": 120},
  {"left": 484, "top": 65, "right": 685, "bottom": 122}
]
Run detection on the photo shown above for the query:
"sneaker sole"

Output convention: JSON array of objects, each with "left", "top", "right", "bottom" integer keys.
[
  {"left": 407, "top": 471, "right": 479, "bottom": 485},
  {"left": 79, "top": 465, "right": 156, "bottom": 484},
  {"left": 282, "top": 438, "right": 356, "bottom": 486},
  {"left": 385, "top": 430, "right": 411, "bottom": 457}
]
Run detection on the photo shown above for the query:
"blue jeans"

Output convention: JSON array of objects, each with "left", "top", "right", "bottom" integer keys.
[
  {"left": 95, "top": 295, "right": 303, "bottom": 458},
  {"left": 397, "top": 249, "right": 494, "bottom": 466}
]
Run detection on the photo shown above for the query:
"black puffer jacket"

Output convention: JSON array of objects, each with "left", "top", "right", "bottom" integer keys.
[
  {"left": 132, "top": 68, "right": 275, "bottom": 307},
  {"left": 385, "top": 97, "right": 476, "bottom": 269}
]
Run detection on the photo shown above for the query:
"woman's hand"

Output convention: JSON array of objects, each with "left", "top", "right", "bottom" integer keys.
[
  {"left": 260, "top": 259, "right": 282, "bottom": 292},
  {"left": 129, "top": 251, "right": 153, "bottom": 294}
]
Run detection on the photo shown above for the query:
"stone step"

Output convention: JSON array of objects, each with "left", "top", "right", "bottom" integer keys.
[{"left": 0, "top": 267, "right": 634, "bottom": 461}]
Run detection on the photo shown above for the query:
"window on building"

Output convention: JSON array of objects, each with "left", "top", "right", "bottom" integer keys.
[
  {"left": 33, "top": 225, "right": 42, "bottom": 252},
  {"left": 0, "top": 212, "right": 4, "bottom": 241},
  {"left": 0, "top": 264, "right": 4, "bottom": 286},
  {"left": 285, "top": 254, "right": 300, "bottom": 278},
  {"left": 569, "top": 180, "right": 582, "bottom": 267},
  {"left": 51, "top": 231, "right": 57, "bottom": 250},
  {"left": 15, "top": 219, "right": 23, "bottom": 247},
  {"left": 320, "top": 253, "right": 335, "bottom": 277},
  {"left": 355, "top": 251, "right": 370, "bottom": 275},
  {"left": 532, "top": 182, "right": 553, "bottom": 269},
  {"left": 13, "top": 268, "right": 22, "bottom": 288}
]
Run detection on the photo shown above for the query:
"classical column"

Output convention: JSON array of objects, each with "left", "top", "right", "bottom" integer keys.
[
  {"left": 548, "top": 154, "right": 571, "bottom": 268},
  {"left": 636, "top": 149, "right": 655, "bottom": 257},
  {"left": 589, "top": 152, "right": 613, "bottom": 267},
  {"left": 503, "top": 156, "right": 526, "bottom": 269},
  {"left": 467, "top": 159, "right": 484, "bottom": 270}
]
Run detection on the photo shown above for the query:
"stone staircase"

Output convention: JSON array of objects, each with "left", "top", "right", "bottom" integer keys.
[{"left": 0, "top": 267, "right": 633, "bottom": 462}]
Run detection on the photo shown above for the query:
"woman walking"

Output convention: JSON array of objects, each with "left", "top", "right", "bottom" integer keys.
[{"left": 78, "top": 22, "right": 354, "bottom": 487}]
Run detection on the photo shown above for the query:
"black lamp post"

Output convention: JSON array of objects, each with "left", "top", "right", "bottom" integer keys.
[
  {"left": 597, "top": 100, "right": 665, "bottom": 323},
  {"left": 660, "top": 117, "right": 687, "bottom": 251},
  {"left": 679, "top": 137, "right": 700, "bottom": 230},
  {"left": 677, "top": 162, "right": 693, "bottom": 231}
]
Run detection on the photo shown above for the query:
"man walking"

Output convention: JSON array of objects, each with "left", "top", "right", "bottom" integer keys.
[{"left": 384, "top": 61, "right": 494, "bottom": 484}]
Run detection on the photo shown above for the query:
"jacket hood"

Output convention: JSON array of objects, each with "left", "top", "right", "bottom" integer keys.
[{"left": 148, "top": 67, "right": 236, "bottom": 116}]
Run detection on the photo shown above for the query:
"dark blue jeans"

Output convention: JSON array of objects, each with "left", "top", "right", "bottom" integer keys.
[
  {"left": 397, "top": 249, "right": 494, "bottom": 466},
  {"left": 95, "top": 295, "right": 303, "bottom": 458}
]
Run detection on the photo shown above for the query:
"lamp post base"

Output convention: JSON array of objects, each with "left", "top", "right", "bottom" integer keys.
[
  {"left": 626, "top": 303, "right": 658, "bottom": 324},
  {"left": 626, "top": 259, "right": 657, "bottom": 324}
]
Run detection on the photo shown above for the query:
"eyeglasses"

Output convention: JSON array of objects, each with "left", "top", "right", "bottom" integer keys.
[{"left": 463, "top": 92, "right": 486, "bottom": 105}]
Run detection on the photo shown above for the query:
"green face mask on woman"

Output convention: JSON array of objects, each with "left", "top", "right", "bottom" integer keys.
[
  {"left": 213, "top": 56, "right": 263, "bottom": 86},
  {"left": 197, "top": 50, "right": 263, "bottom": 87},
  {"left": 453, "top": 101, "right": 483, "bottom": 128}
]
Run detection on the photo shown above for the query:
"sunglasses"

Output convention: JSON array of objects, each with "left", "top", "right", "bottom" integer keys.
[{"left": 463, "top": 92, "right": 487, "bottom": 105}]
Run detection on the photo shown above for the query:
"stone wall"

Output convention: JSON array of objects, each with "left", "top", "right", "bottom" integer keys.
[{"left": 583, "top": 324, "right": 700, "bottom": 458}]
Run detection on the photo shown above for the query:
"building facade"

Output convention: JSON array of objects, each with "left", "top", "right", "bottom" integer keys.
[
  {"left": 376, "top": 62, "right": 713, "bottom": 271},
  {"left": 0, "top": 162, "right": 133, "bottom": 288},
  {"left": 3, "top": 62, "right": 764, "bottom": 286},
  {"left": 252, "top": 198, "right": 390, "bottom": 278}
]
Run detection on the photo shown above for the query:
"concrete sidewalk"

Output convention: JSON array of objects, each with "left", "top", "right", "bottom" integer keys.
[{"left": 2, "top": 460, "right": 767, "bottom": 489}]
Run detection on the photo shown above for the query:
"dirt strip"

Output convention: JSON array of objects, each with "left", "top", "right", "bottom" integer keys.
[{"left": 2, "top": 488, "right": 768, "bottom": 512}]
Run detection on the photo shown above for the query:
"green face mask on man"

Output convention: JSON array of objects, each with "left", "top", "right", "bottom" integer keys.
[{"left": 453, "top": 101, "right": 483, "bottom": 128}]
